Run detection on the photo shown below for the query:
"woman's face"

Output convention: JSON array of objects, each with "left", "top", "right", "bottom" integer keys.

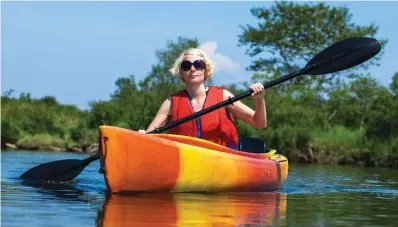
[{"left": 180, "top": 54, "right": 206, "bottom": 85}]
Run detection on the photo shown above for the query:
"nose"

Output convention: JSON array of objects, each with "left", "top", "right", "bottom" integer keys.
[{"left": 189, "top": 64, "right": 196, "bottom": 72}]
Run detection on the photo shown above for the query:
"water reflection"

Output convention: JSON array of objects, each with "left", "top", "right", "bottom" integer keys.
[{"left": 96, "top": 192, "right": 287, "bottom": 227}]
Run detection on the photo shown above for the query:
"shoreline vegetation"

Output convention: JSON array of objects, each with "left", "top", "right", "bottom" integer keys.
[
  {"left": 1, "top": 124, "right": 397, "bottom": 168},
  {"left": 2, "top": 2, "right": 397, "bottom": 168}
]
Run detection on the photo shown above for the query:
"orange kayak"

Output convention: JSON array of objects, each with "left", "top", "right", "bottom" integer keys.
[{"left": 98, "top": 125, "right": 288, "bottom": 193}]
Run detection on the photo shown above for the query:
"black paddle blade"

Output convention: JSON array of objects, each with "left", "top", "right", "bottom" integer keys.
[
  {"left": 20, "top": 159, "right": 87, "bottom": 182},
  {"left": 305, "top": 37, "right": 381, "bottom": 75}
]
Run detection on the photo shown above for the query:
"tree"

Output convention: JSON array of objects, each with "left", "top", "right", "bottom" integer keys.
[
  {"left": 111, "top": 76, "right": 139, "bottom": 100},
  {"left": 390, "top": 72, "right": 398, "bottom": 95},
  {"left": 40, "top": 96, "right": 58, "bottom": 106},
  {"left": 363, "top": 72, "right": 398, "bottom": 140},
  {"left": 238, "top": 1, "right": 387, "bottom": 93}
]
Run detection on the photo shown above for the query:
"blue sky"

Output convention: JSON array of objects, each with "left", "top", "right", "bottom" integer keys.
[{"left": 2, "top": 1, "right": 397, "bottom": 110}]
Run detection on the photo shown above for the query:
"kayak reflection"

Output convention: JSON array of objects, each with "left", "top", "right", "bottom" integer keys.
[{"left": 96, "top": 192, "right": 287, "bottom": 227}]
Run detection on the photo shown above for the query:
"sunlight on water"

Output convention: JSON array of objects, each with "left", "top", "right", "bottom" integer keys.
[{"left": 2, "top": 151, "right": 398, "bottom": 227}]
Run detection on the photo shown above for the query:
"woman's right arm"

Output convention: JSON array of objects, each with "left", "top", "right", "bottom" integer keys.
[{"left": 139, "top": 98, "right": 172, "bottom": 133}]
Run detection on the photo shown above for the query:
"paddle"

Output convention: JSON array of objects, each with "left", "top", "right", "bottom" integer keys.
[{"left": 20, "top": 36, "right": 381, "bottom": 182}]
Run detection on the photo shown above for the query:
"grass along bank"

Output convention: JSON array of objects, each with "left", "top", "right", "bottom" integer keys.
[
  {"left": 271, "top": 126, "right": 398, "bottom": 168},
  {"left": 2, "top": 131, "right": 99, "bottom": 154}
]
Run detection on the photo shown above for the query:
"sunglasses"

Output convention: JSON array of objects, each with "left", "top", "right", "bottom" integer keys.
[{"left": 180, "top": 60, "right": 206, "bottom": 71}]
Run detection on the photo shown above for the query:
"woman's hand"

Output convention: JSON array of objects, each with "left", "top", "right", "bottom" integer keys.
[
  {"left": 223, "top": 88, "right": 267, "bottom": 129},
  {"left": 249, "top": 83, "right": 265, "bottom": 100}
]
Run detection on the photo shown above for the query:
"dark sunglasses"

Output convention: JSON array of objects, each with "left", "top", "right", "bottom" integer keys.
[{"left": 180, "top": 60, "right": 206, "bottom": 71}]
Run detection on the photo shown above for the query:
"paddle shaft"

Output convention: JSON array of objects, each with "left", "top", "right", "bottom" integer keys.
[{"left": 150, "top": 39, "right": 373, "bottom": 134}]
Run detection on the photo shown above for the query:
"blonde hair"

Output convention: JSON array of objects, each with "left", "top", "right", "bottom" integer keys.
[{"left": 169, "top": 48, "right": 215, "bottom": 81}]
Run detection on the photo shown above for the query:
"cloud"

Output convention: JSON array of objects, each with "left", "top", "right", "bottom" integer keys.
[{"left": 199, "top": 41, "right": 240, "bottom": 73}]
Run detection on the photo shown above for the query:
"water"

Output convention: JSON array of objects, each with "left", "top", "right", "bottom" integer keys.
[{"left": 1, "top": 150, "right": 398, "bottom": 227}]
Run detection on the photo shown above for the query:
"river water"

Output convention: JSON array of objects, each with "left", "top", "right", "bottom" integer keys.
[{"left": 1, "top": 150, "right": 397, "bottom": 227}]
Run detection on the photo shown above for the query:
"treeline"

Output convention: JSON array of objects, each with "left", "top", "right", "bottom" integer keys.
[{"left": 2, "top": 2, "right": 397, "bottom": 167}]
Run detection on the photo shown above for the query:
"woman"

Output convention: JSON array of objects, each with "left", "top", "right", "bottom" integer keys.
[{"left": 139, "top": 48, "right": 267, "bottom": 149}]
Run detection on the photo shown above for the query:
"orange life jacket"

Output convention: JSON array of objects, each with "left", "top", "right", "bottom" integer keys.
[{"left": 169, "top": 86, "right": 239, "bottom": 149}]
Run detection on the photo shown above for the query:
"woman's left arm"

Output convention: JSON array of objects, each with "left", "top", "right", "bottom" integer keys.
[{"left": 223, "top": 83, "right": 267, "bottom": 129}]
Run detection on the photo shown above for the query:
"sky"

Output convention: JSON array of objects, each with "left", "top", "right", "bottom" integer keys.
[{"left": 2, "top": 1, "right": 398, "bottom": 110}]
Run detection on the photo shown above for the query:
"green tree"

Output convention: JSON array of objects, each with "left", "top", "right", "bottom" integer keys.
[
  {"left": 390, "top": 72, "right": 398, "bottom": 95},
  {"left": 238, "top": 1, "right": 387, "bottom": 92},
  {"left": 363, "top": 72, "right": 398, "bottom": 141}
]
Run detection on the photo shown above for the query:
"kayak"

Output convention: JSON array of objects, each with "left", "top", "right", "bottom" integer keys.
[
  {"left": 98, "top": 125, "right": 288, "bottom": 193},
  {"left": 97, "top": 192, "right": 287, "bottom": 227}
]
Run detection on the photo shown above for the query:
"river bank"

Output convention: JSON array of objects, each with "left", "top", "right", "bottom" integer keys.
[
  {"left": 287, "top": 144, "right": 398, "bottom": 168},
  {"left": 2, "top": 141, "right": 99, "bottom": 154}
]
